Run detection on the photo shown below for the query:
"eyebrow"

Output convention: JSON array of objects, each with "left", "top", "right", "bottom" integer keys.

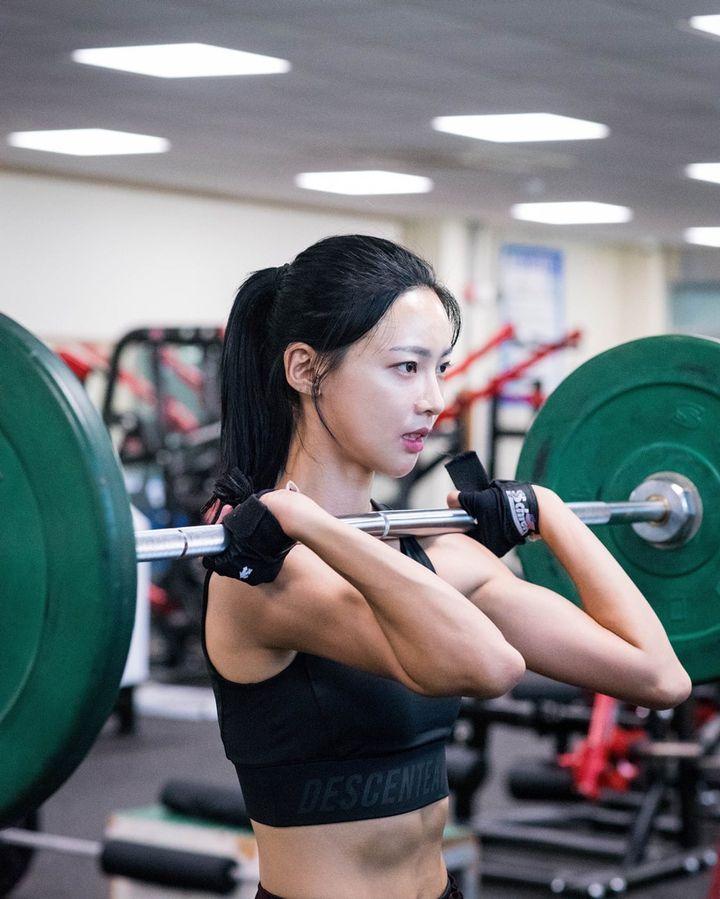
[{"left": 388, "top": 345, "right": 453, "bottom": 358}]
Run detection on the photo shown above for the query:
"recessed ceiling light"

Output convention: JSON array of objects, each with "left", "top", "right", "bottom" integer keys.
[
  {"left": 432, "top": 113, "right": 609, "bottom": 143},
  {"left": 685, "top": 227, "right": 720, "bottom": 247},
  {"left": 685, "top": 162, "right": 720, "bottom": 184},
  {"left": 295, "top": 170, "right": 433, "bottom": 195},
  {"left": 6, "top": 128, "right": 170, "bottom": 156},
  {"left": 511, "top": 201, "right": 633, "bottom": 225},
  {"left": 72, "top": 43, "right": 291, "bottom": 78},
  {"left": 688, "top": 15, "right": 720, "bottom": 37}
]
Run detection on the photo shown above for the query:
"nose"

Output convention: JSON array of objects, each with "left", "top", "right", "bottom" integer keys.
[{"left": 415, "top": 372, "right": 445, "bottom": 417}]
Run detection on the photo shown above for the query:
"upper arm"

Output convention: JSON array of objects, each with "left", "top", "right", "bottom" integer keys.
[{"left": 209, "top": 544, "right": 428, "bottom": 693}]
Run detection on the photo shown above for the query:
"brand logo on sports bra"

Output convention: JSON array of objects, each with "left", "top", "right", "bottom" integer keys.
[
  {"left": 297, "top": 756, "right": 444, "bottom": 816},
  {"left": 238, "top": 566, "right": 253, "bottom": 580}
]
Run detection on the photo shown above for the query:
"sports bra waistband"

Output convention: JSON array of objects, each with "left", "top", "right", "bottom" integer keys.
[{"left": 236, "top": 739, "right": 449, "bottom": 827}]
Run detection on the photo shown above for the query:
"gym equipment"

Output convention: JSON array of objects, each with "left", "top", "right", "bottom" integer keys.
[
  {"left": 0, "top": 314, "right": 136, "bottom": 828},
  {"left": 1, "top": 312, "right": 718, "bottom": 825},
  {"left": 443, "top": 322, "right": 514, "bottom": 382},
  {"left": 159, "top": 779, "right": 251, "bottom": 828},
  {"left": 516, "top": 335, "right": 720, "bottom": 683},
  {"left": 487, "top": 379, "right": 545, "bottom": 479},
  {"left": 446, "top": 672, "right": 720, "bottom": 893},
  {"left": 0, "top": 812, "right": 39, "bottom": 896},
  {"left": 0, "top": 826, "right": 243, "bottom": 895},
  {"left": 437, "top": 327, "right": 581, "bottom": 423},
  {"left": 477, "top": 699, "right": 720, "bottom": 896}
]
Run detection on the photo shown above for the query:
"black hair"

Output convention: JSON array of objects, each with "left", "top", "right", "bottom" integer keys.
[{"left": 213, "top": 234, "right": 461, "bottom": 495}]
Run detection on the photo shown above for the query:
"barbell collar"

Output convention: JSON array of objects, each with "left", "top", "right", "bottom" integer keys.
[
  {"left": 629, "top": 471, "right": 703, "bottom": 547},
  {"left": 134, "top": 496, "right": 673, "bottom": 563}
]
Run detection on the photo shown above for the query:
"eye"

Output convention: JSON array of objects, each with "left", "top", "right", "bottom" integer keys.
[
  {"left": 397, "top": 361, "right": 418, "bottom": 374},
  {"left": 395, "top": 360, "right": 452, "bottom": 376}
]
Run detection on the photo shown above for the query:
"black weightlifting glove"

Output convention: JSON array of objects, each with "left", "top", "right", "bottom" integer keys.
[
  {"left": 201, "top": 467, "right": 296, "bottom": 585},
  {"left": 444, "top": 451, "right": 540, "bottom": 558}
]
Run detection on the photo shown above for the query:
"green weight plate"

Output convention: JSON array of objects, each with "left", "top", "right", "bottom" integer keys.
[
  {"left": 516, "top": 334, "right": 720, "bottom": 684},
  {"left": 0, "top": 314, "right": 136, "bottom": 825}
]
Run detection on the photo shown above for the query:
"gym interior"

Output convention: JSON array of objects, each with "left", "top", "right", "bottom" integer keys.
[{"left": 3, "top": 3, "right": 720, "bottom": 897}]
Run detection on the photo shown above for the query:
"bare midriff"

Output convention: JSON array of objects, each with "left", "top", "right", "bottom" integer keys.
[{"left": 252, "top": 796, "right": 450, "bottom": 899}]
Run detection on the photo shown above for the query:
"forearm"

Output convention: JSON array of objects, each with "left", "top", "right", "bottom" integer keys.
[
  {"left": 535, "top": 487, "right": 678, "bottom": 661},
  {"left": 295, "top": 510, "right": 523, "bottom": 696}
]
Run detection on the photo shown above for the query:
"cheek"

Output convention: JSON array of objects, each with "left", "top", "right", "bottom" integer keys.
[
  {"left": 367, "top": 374, "right": 411, "bottom": 422},
  {"left": 326, "top": 372, "right": 407, "bottom": 439}
]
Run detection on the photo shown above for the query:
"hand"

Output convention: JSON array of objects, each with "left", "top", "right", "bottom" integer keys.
[
  {"left": 444, "top": 451, "right": 540, "bottom": 557},
  {"left": 257, "top": 482, "right": 323, "bottom": 541},
  {"left": 446, "top": 489, "right": 462, "bottom": 509},
  {"left": 447, "top": 487, "right": 546, "bottom": 510},
  {"left": 202, "top": 470, "right": 309, "bottom": 585}
]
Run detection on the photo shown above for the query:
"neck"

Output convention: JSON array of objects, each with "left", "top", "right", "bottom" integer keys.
[{"left": 275, "top": 429, "right": 375, "bottom": 518}]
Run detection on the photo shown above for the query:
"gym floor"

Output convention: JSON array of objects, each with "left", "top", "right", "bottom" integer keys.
[{"left": 12, "top": 700, "right": 716, "bottom": 899}]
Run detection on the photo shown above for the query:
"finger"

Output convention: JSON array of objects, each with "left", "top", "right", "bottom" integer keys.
[{"left": 446, "top": 490, "right": 461, "bottom": 508}]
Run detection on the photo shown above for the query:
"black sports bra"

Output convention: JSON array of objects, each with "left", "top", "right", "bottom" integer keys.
[{"left": 201, "top": 519, "right": 461, "bottom": 827}]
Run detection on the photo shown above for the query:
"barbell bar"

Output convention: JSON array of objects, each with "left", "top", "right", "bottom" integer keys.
[
  {"left": 2, "top": 312, "right": 720, "bottom": 830},
  {"left": 133, "top": 487, "right": 691, "bottom": 562}
]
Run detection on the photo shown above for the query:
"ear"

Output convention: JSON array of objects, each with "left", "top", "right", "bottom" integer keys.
[{"left": 283, "top": 342, "right": 319, "bottom": 395}]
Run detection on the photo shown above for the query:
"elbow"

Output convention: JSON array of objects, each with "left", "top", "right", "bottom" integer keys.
[
  {"left": 643, "top": 667, "right": 692, "bottom": 710},
  {"left": 465, "top": 644, "right": 526, "bottom": 699},
  {"left": 413, "top": 640, "right": 525, "bottom": 699}
]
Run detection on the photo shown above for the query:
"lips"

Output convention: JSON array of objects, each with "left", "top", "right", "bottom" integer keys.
[{"left": 402, "top": 428, "right": 429, "bottom": 439}]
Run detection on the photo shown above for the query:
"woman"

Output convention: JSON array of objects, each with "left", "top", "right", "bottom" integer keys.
[{"left": 201, "top": 234, "right": 691, "bottom": 899}]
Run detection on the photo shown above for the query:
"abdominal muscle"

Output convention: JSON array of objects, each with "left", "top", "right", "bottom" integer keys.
[{"left": 251, "top": 796, "right": 449, "bottom": 899}]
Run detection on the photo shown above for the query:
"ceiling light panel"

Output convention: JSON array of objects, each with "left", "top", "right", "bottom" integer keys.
[
  {"left": 7, "top": 129, "right": 170, "bottom": 156},
  {"left": 685, "top": 227, "right": 720, "bottom": 247},
  {"left": 295, "top": 171, "right": 433, "bottom": 195},
  {"left": 688, "top": 15, "right": 720, "bottom": 37},
  {"left": 72, "top": 43, "right": 291, "bottom": 78},
  {"left": 511, "top": 201, "right": 633, "bottom": 225},
  {"left": 432, "top": 113, "right": 609, "bottom": 143},
  {"left": 685, "top": 163, "right": 720, "bottom": 184}
]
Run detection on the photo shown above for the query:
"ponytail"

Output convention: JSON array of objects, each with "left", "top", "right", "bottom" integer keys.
[{"left": 214, "top": 267, "right": 295, "bottom": 497}]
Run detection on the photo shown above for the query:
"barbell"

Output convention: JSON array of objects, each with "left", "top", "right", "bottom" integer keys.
[{"left": 1, "top": 312, "right": 719, "bottom": 828}]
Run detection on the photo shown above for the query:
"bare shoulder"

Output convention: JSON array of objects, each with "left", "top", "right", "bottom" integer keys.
[
  {"left": 418, "top": 532, "right": 513, "bottom": 597},
  {"left": 205, "top": 544, "right": 339, "bottom": 684}
]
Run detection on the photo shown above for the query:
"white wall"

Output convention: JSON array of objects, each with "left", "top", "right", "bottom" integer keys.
[{"left": 0, "top": 171, "right": 402, "bottom": 340}]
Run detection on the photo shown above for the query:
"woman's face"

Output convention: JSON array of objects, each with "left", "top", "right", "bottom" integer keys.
[{"left": 317, "top": 286, "right": 455, "bottom": 478}]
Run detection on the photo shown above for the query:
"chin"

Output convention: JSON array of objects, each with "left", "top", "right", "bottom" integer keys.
[{"left": 377, "top": 453, "right": 420, "bottom": 480}]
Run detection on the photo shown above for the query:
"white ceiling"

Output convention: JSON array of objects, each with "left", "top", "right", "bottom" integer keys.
[{"left": 3, "top": 0, "right": 720, "bottom": 243}]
